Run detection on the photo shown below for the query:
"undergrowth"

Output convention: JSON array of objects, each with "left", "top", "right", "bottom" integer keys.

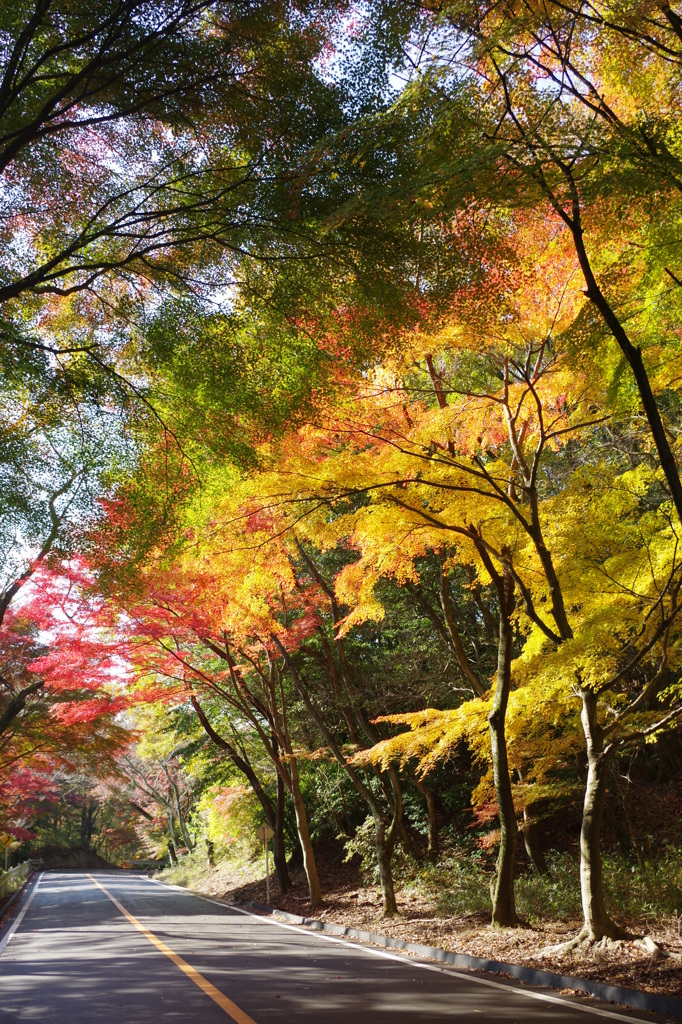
[
  {"left": 159, "top": 843, "right": 264, "bottom": 894},
  {"left": 160, "top": 828, "right": 682, "bottom": 929},
  {"left": 401, "top": 845, "right": 682, "bottom": 924}
]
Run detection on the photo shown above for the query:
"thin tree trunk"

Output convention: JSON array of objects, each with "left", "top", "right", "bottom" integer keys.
[
  {"left": 567, "top": 194, "right": 682, "bottom": 523},
  {"left": 191, "top": 697, "right": 273, "bottom": 820},
  {"left": 520, "top": 806, "right": 548, "bottom": 872},
  {"left": 191, "top": 695, "right": 291, "bottom": 892},
  {"left": 528, "top": 517, "right": 573, "bottom": 642},
  {"left": 0, "top": 678, "right": 44, "bottom": 739},
  {"left": 273, "top": 768, "right": 291, "bottom": 894},
  {"left": 425, "top": 352, "right": 456, "bottom": 455},
  {"left": 130, "top": 801, "right": 154, "bottom": 822},
  {"left": 517, "top": 769, "right": 547, "bottom": 875},
  {"left": 488, "top": 568, "right": 519, "bottom": 928},
  {"left": 439, "top": 563, "right": 487, "bottom": 696},
  {"left": 522, "top": 809, "right": 547, "bottom": 875},
  {"left": 202, "top": 650, "right": 317, "bottom": 904},
  {"left": 166, "top": 814, "right": 179, "bottom": 862},
  {"left": 578, "top": 690, "right": 627, "bottom": 940},
  {"left": 288, "top": 756, "right": 322, "bottom": 909},
  {"left": 374, "top": 810, "right": 399, "bottom": 917},
  {"left": 272, "top": 634, "right": 400, "bottom": 915},
  {"left": 413, "top": 776, "right": 439, "bottom": 860},
  {"left": 393, "top": 788, "right": 419, "bottom": 860},
  {"left": 166, "top": 768, "right": 194, "bottom": 852}
]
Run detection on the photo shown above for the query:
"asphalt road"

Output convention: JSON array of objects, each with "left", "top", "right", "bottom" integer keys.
[{"left": 0, "top": 872, "right": 670, "bottom": 1023}]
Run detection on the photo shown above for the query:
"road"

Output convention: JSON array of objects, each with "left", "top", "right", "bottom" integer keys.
[{"left": 0, "top": 872, "right": 669, "bottom": 1023}]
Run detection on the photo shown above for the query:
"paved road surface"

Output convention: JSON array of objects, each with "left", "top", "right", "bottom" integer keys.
[{"left": 0, "top": 872, "right": 669, "bottom": 1023}]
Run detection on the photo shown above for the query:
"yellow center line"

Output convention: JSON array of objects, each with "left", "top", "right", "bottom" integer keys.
[{"left": 86, "top": 874, "right": 258, "bottom": 1024}]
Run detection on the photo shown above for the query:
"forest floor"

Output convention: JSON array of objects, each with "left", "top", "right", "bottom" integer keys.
[{"left": 161, "top": 847, "right": 682, "bottom": 1002}]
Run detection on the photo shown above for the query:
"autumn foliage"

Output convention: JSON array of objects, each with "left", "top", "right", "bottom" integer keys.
[{"left": 3, "top": 0, "right": 682, "bottom": 961}]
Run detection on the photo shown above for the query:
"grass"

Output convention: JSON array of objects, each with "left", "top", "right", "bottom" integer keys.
[
  {"left": 159, "top": 845, "right": 265, "bottom": 896},
  {"left": 400, "top": 844, "right": 682, "bottom": 925},
  {"left": 159, "top": 833, "right": 682, "bottom": 934},
  {"left": 603, "top": 848, "right": 682, "bottom": 920},
  {"left": 403, "top": 852, "right": 492, "bottom": 918}
]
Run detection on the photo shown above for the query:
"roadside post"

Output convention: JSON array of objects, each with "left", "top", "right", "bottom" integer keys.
[
  {"left": 0, "top": 834, "right": 12, "bottom": 872},
  {"left": 255, "top": 823, "right": 274, "bottom": 904}
]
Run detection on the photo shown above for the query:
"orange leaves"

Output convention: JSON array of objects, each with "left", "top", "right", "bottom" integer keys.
[{"left": 334, "top": 560, "right": 384, "bottom": 634}]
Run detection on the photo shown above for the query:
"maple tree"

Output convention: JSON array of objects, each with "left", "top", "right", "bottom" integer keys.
[
  {"left": 316, "top": 0, "right": 682, "bottom": 523},
  {"left": 67, "top": 475, "right": 460, "bottom": 913},
  {"left": 176, "top": 200, "right": 681, "bottom": 939},
  {"left": 0, "top": 0, "right": 360, "bottom": 654},
  {"left": 120, "top": 751, "right": 196, "bottom": 862},
  {"left": 66, "top": 196, "right": 679, "bottom": 935},
  {"left": 48, "top": 554, "right": 325, "bottom": 903},
  {"left": 216, "top": 216, "right": 575, "bottom": 921}
]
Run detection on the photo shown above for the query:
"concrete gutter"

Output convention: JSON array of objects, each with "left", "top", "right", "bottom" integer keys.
[{"left": 235, "top": 899, "right": 682, "bottom": 1020}]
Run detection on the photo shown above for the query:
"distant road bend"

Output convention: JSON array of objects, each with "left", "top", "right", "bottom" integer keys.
[{"left": 0, "top": 872, "right": 667, "bottom": 1023}]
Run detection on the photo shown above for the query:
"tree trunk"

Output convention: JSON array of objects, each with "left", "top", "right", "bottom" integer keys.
[
  {"left": 272, "top": 634, "right": 400, "bottom": 912},
  {"left": 166, "top": 814, "right": 179, "bottom": 862},
  {"left": 578, "top": 690, "right": 626, "bottom": 940},
  {"left": 413, "top": 776, "right": 439, "bottom": 860},
  {"left": 288, "top": 757, "right": 322, "bottom": 909},
  {"left": 375, "top": 766, "right": 404, "bottom": 917},
  {"left": 130, "top": 801, "right": 154, "bottom": 822},
  {"left": 517, "top": 769, "right": 547, "bottom": 875},
  {"left": 569, "top": 200, "right": 682, "bottom": 524},
  {"left": 374, "top": 811, "right": 399, "bottom": 917},
  {"left": 0, "top": 678, "right": 44, "bottom": 739},
  {"left": 439, "top": 563, "right": 487, "bottom": 695},
  {"left": 273, "top": 771, "right": 291, "bottom": 894},
  {"left": 166, "top": 769, "right": 194, "bottom": 852},
  {"left": 488, "top": 568, "right": 519, "bottom": 928},
  {"left": 528, "top": 517, "right": 573, "bottom": 642},
  {"left": 80, "top": 804, "right": 94, "bottom": 847},
  {"left": 522, "top": 811, "right": 547, "bottom": 875}
]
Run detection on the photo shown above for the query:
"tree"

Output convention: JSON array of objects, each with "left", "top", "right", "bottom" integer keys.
[
  {"left": 0, "top": 0, "right": 352, "bottom": 638},
  {"left": 53, "top": 553, "right": 325, "bottom": 905},
  {"left": 333, "top": 0, "right": 682, "bottom": 523},
  {"left": 189, "top": 694, "right": 292, "bottom": 892},
  {"left": 224, "top": 201, "right": 682, "bottom": 936},
  {"left": 0, "top": 0, "right": 347, "bottom": 305},
  {"left": 120, "top": 752, "right": 195, "bottom": 861}
]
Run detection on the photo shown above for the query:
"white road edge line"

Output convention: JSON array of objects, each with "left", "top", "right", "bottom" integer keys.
[
  {"left": 142, "top": 876, "right": 659, "bottom": 1024},
  {"left": 0, "top": 872, "right": 42, "bottom": 956}
]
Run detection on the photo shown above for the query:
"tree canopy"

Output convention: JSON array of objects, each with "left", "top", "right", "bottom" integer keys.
[{"left": 2, "top": 0, "right": 682, "bottom": 960}]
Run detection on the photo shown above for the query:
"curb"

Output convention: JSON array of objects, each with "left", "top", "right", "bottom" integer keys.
[{"left": 236, "top": 899, "right": 682, "bottom": 1020}]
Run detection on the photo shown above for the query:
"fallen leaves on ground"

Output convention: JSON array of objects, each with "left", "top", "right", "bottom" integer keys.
[{"left": 177, "top": 854, "right": 682, "bottom": 1002}]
